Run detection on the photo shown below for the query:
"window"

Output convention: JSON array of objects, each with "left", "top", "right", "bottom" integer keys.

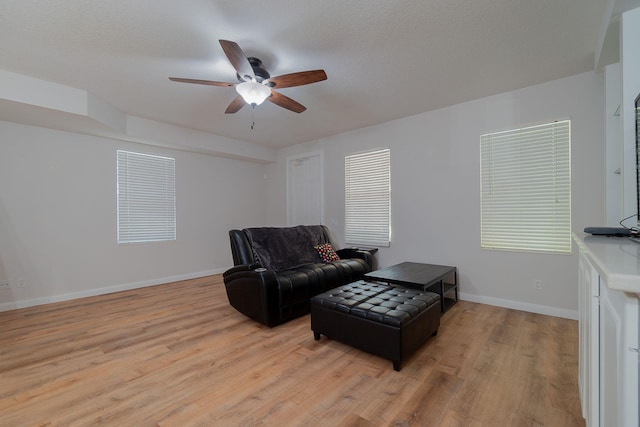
[
  {"left": 345, "top": 148, "right": 391, "bottom": 247},
  {"left": 480, "top": 120, "right": 571, "bottom": 254},
  {"left": 117, "top": 150, "right": 176, "bottom": 244}
]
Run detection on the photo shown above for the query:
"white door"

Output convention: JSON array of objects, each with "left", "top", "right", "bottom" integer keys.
[{"left": 287, "top": 152, "right": 323, "bottom": 226}]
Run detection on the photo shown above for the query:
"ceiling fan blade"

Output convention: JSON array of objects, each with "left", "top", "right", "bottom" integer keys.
[
  {"left": 219, "top": 40, "right": 255, "bottom": 81},
  {"left": 268, "top": 90, "right": 306, "bottom": 113},
  {"left": 169, "top": 77, "right": 235, "bottom": 87},
  {"left": 268, "top": 70, "right": 327, "bottom": 89},
  {"left": 225, "top": 95, "right": 246, "bottom": 114}
]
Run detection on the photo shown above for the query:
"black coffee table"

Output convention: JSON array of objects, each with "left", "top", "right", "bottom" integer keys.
[{"left": 364, "top": 262, "right": 458, "bottom": 312}]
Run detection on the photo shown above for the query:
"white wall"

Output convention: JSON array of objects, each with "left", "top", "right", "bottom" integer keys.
[
  {"left": 0, "top": 121, "right": 268, "bottom": 310},
  {"left": 604, "top": 62, "right": 623, "bottom": 226},
  {"left": 268, "top": 71, "right": 605, "bottom": 318},
  {"left": 0, "top": 70, "right": 606, "bottom": 317}
]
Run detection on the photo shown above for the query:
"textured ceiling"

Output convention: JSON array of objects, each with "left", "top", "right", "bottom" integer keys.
[{"left": 0, "top": 0, "right": 608, "bottom": 148}]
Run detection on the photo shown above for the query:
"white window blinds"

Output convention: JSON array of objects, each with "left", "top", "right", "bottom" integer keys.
[
  {"left": 117, "top": 150, "right": 176, "bottom": 244},
  {"left": 480, "top": 120, "right": 571, "bottom": 254},
  {"left": 345, "top": 148, "right": 391, "bottom": 247}
]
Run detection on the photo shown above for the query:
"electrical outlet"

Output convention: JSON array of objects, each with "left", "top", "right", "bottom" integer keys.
[
  {"left": 17, "top": 278, "right": 25, "bottom": 288},
  {"left": 533, "top": 279, "right": 542, "bottom": 291},
  {"left": 0, "top": 280, "right": 10, "bottom": 290}
]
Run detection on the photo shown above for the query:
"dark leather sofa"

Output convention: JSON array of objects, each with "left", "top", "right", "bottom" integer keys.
[{"left": 223, "top": 225, "right": 374, "bottom": 327}]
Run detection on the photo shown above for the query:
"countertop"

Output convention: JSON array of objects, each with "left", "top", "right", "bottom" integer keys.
[{"left": 573, "top": 232, "right": 640, "bottom": 294}]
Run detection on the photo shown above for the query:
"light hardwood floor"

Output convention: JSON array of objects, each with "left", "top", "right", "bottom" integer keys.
[{"left": 0, "top": 275, "right": 584, "bottom": 426}]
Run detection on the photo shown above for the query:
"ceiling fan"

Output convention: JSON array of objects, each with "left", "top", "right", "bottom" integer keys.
[{"left": 169, "top": 39, "right": 327, "bottom": 114}]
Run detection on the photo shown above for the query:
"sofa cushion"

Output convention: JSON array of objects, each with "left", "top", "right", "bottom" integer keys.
[
  {"left": 276, "top": 259, "right": 370, "bottom": 307},
  {"left": 244, "top": 225, "right": 329, "bottom": 271}
]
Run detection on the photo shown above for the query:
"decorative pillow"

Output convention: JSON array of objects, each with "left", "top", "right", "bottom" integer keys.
[{"left": 314, "top": 243, "right": 340, "bottom": 263}]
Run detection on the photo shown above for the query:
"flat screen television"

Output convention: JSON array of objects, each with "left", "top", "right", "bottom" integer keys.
[{"left": 636, "top": 93, "right": 640, "bottom": 227}]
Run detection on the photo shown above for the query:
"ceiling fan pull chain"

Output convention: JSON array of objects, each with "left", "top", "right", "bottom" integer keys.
[{"left": 251, "top": 105, "right": 256, "bottom": 130}]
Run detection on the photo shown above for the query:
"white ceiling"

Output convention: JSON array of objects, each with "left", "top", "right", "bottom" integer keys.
[{"left": 0, "top": 0, "right": 610, "bottom": 148}]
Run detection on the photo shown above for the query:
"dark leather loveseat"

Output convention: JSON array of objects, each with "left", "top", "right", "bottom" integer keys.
[{"left": 223, "top": 225, "right": 374, "bottom": 326}]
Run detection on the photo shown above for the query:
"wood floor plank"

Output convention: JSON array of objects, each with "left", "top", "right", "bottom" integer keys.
[{"left": 0, "top": 275, "right": 584, "bottom": 426}]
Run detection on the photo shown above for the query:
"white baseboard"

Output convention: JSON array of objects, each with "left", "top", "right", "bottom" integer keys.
[
  {"left": 459, "top": 292, "right": 578, "bottom": 320},
  {"left": 0, "top": 268, "right": 227, "bottom": 312}
]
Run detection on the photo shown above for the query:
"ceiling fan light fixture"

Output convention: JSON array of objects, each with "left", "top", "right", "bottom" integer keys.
[
  {"left": 171, "top": 40, "right": 326, "bottom": 114},
  {"left": 236, "top": 81, "right": 271, "bottom": 106}
]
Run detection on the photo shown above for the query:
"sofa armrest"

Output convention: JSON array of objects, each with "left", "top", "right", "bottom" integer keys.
[
  {"left": 223, "top": 263, "right": 262, "bottom": 278},
  {"left": 336, "top": 248, "right": 376, "bottom": 271},
  {"left": 222, "top": 265, "right": 281, "bottom": 327}
]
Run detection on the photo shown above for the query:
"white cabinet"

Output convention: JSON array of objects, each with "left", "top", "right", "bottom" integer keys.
[
  {"left": 578, "top": 254, "right": 600, "bottom": 426},
  {"left": 577, "top": 241, "right": 640, "bottom": 427},
  {"left": 599, "top": 278, "right": 639, "bottom": 427}
]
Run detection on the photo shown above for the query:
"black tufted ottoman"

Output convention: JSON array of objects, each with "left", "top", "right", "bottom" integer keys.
[{"left": 310, "top": 280, "right": 440, "bottom": 371}]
